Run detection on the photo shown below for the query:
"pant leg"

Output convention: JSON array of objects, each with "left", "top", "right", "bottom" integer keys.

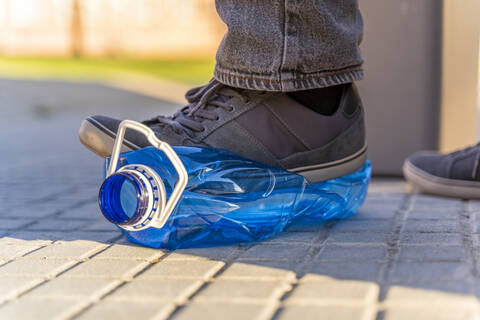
[{"left": 214, "top": 0, "right": 364, "bottom": 92}]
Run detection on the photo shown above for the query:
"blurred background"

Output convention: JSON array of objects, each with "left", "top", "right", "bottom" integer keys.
[{"left": 0, "top": 0, "right": 479, "bottom": 176}]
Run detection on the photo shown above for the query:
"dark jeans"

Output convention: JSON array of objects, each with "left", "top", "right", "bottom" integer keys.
[{"left": 214, "top": 0, "right": 364, "bottom": 92}]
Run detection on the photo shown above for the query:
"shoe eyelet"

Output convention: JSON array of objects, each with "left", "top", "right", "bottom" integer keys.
[
  {"left": 200, "top": 127, "right": 206, "bottom": 132},
  {"left": 215, "top": 116, "right": 220, "bottom": 121},
  {"left": 228, "top": 107, "right": 235, "bottom": 112}
]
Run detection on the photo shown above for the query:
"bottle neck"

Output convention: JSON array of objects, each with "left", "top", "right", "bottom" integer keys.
[
  {"left": 98, "top": 164, "right": 167, "bottom": 231},
  {"left": 98, "top": 171, "right": 150, "bottom": 227}
]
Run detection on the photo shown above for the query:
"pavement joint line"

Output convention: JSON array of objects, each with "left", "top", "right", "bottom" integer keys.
[
  {"left": 296, "top": 226, "right": 329, "bottom": 276},
  {"left": 0, "top": 242, "right": 121, "bottom": 308},
  {"left": 0, "top": 220, "right": 40, "bottom": 232},
  {"left": 266, "top": 226, "right": 330, "bottom": 318},
  {"left": 377, "top": 194, "right": 413, "bottom": 301},
  {"left": 0, "top": 278, "right": 46, "bottom": 305},
  {"left": 0, "top": 259, "right": 80, "bottom": 307},
  {"left": 61, "top": 257, "right": 164, "bottom": 320},
  {"left": 27, "top": 186, "right": 79, "bottom": 205},
  {"left": 462, "top": 201, "right": 478, "bottom": 294},
  {"left": 163, "top": 246, "right": 250, "bottom": 319}
]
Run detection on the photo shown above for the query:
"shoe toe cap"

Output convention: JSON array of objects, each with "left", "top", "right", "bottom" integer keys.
[
  {"left": 88, "top": 115, "right": 122, "bottom": 133},
  {"left": 406, "top": 151, "right": 444, "bottom": 176},
  {"left": 79, "top": 115, "right": 149, "bottom": 157}
]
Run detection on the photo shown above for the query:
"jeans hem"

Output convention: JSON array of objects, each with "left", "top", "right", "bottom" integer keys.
[{"left": 214, "top": 65, "right": 364, "bottom": 91}]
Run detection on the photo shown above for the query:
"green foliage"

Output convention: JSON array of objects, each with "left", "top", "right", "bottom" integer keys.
[{"left": 0, "top": 57, "right": 215, "bottom": 85}]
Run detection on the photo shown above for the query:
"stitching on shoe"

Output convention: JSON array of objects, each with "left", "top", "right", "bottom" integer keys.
[
  {"left": 278, "top": 114, "right": 365, "bottom": 165},
  {"left": 263, "top": 101, "right": 310, "bottom": 150},
  {"left": 229, "top": 120, "right": 283, "bottom": 168},
  {"left": 197, "top": 96, "right": 262, "bottom": 141}
]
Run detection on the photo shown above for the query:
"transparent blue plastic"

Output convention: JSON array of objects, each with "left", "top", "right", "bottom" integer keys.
[{"left": 101, "top": 146, "right": 371, "bottom": 249}]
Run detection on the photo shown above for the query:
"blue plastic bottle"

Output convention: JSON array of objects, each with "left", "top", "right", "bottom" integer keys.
[{"left": 98, "top": 121, "right": 371, "bottom": 249}]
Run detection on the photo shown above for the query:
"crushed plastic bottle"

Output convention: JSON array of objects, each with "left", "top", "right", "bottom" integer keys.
[{"left": 98, "top": 121, "right": 371, "bottom": 249}]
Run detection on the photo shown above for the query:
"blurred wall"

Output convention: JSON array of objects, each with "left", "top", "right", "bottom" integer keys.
[
  {"left": 0, "top": 0, "right": 225, "bottom": 58},
  {"left": 358, "top": 0, "right": 480, "bottom": 175}
]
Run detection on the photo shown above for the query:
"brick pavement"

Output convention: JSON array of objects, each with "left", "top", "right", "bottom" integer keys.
[{"left": 1, "top": 78, "right": 479, "bottom": 320}]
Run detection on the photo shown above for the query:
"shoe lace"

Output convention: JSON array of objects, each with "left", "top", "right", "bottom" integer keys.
[{"left": 143, "top": 79, "right": 249, "bottom": 138}]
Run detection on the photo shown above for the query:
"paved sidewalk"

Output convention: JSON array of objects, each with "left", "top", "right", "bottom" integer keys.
[{"left": 1, "top": 78, "right": 479, "bottom": 320}]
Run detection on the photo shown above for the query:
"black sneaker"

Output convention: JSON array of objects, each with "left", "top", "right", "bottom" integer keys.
[
  {"left": 79, "top": 79, "right": 367, "bottom": 183},
  {"left": 403, "top": 143, "right": 480, "bottom": 199}
]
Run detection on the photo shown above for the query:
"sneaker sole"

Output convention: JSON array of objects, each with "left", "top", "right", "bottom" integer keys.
[
  {"left": 289, "top": 145, "right": 368, "bottom": 182},
  {"left": 403, "top": 159, "right": 480, "bottom": 199},
  {"left": 78, "top": 117, "right": 139, "bottom": 157}
]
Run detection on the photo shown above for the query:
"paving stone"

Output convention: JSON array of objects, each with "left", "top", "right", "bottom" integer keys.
[
  {"left": 138, "top": 260, "right": 224, "bottom": 279},
  {"left": 327, "top": 231, "right": 389, "bottom": 244},
  {"left": 93, "top": 244, "right": 165, "bottom": 261},
  {"left": 2, "top": 205, "right": 63, "bottom": 218},
  {"left": 413, "top": 196, "right": 464, "bottom": 210},
  {"left": 389, "top": 280, "right": 474, "bottom": 296},
  {"left": 384, "top": 285, "right": 477, "bottom": 306},
  {"left": 276, "top": 305, "right": 376, "bottom": 320},
  {"left": 0, "top": 258, "right": 76, "bottom": 278},
  {"left": 0, "top": 218, "right": 35, "bottom": 230},
  {"left": 400, "top": 232, "right": 463, "bottom": 246},
  {"left": 172, "top": 302, "right": 267, "bottom": 320},
  {"left": 407, "top": 208, "right": 460, "bottom": 220},
  {"left": 57, "top": 204, "right": 102, "bottom": 220},
  {"left": 26, "top": 219, "right": 90, "bottom": 231},
  {"left": 24, "top": 243, "right": 105, "bottom": 260},
  {"left": 108, "top": 279, "right": 202, "bottom": 302},
  {"left": 3, "top": 230, "right": 120, "bottom": 244},
  {"left": 25, "top": 278, "right": 119, "bottom": 299},
  {"left": 317, "top": 245, "right": 387, "bottom": 261},
  {"left": 78, "top": 219, "right": 119, "bottom": 231},
  {"left": 264, "top": 232, "right": 319, "bottom": 244},
  {"left": 60, "top": 259, "right": 147, "bottom": 279},
  {"left": 0, "top": 298, "right": 81, "bottom": 320},
  {"left": 0, "top": 278, "right": 44, "bottom": 301},
  {"left": 383, "top": 306, "right": 477, "bottom": 320},
  {"left": 218, "top": 261, "right": 297, "bottom": 281},
  {"left": 284, "top": 220, "right": 327, "bottom": 232},
  {"left": 351, "top": 205, "right": 397, "bottom": 220},
  {"left": 330, "top": 220, "right": 393, "bottom": 232},
  {"left": 238, "top": 243, "right": 311, "bottom": 261},
  {"left": 286, "top": 279, "right": 379, "bottom": 304},
  {"left": 194, "top": 279, "right": 290, "bottom": 302},
  {"left": 391, "top": 262, "right": 471, "bottom": 281},
  {"left": 398, "top": 245, "right": 466, "bottom": 261},
  {"left": 167, "top": 246, "right": 239, "bottom": 261},
  {"left": 362, "top": 196, "right": 405, "bottom": 207},
  {"left": 367, "top": 179, "right": 407, "bottom": 195},
  {"left": 0, "top": 234, "right": 52, "bottom": 246},
  {"left": 53, "top": 231, "right": 122, "bottom": 244},
  {"left": 303, "top": 262, "right": 382, "bottom": 281},
  {"left": 76, "top": 300, "right": 174, "bottom": 320},
  {"left": 472, "top": 220, "right": 480, "bottom": 234},
  {"left": 403, "top": 220, "right": 460, "bottom": 233},
  {"left": 0, "top": 245, "right": 41, "bottom": 259}
]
